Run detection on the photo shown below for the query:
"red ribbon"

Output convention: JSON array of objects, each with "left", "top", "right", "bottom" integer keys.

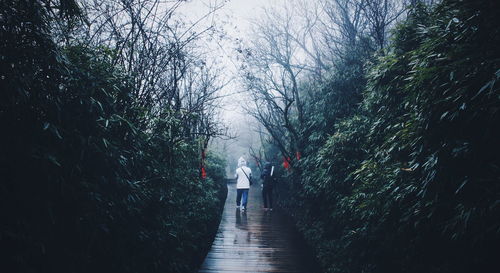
[
  {"left": 201, "top": 167, "right": 207, "bottom": 179},
  {"left": 283, "top": 156, "right": 291, "bottom": 169}
]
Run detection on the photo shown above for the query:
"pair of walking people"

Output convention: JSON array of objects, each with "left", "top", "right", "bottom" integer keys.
[{"left": 235, "top": 157, "right": 274, "bottom": 211}]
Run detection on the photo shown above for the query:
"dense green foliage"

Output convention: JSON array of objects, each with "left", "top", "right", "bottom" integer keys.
[
  {"left": 0, "top": 1, "right": 226, "bottom": 272},
  {"left": 273, "top": 1, "right": 500, "bottom": 272}
]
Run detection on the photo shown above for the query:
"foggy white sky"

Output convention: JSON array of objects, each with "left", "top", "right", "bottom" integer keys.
[
  {"left": 177, "top": 0, "right": 281, "bottom": 165},
  {"left": 178, "top": 0, "right": 277, "bottom": 116}
]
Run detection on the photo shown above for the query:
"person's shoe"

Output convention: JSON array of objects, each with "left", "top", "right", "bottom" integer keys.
[
  {"left": 236, "top": 205, "right": 240, "bottom": 209},
  {"left": 269, "top": 208, "right": 273, "bottom": 211},
  {"left": 241, "top": 206, "right": 246, "bottom": 211}
]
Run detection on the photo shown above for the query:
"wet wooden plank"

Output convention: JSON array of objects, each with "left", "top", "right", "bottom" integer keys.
[{"left": 198, "top": 182, "right": 318, "bottom": 273}]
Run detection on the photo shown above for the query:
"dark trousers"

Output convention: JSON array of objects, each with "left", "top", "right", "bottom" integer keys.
[{"left": 262, "top": 186, "right": 273, "bottom": 208}]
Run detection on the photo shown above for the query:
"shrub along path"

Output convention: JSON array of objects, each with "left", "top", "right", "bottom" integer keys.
[{"left": 198, "top": 181, "right": 318, "bottom": 273}]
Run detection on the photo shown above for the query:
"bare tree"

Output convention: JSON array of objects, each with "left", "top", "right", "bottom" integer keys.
[
  {"left": 320, "top": 0, "right": 368, "bottom": 58},
  {"left": 239, "top": 0, "right": 411, "bottom": 173},
  {"left": 75, "top": 0, "right": 228, "bottom": 146},
  {"left": 362, "top": 0, "right": 407, "bottom": 50}
]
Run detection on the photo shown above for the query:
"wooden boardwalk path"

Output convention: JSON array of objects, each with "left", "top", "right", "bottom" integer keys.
[{"left": 199, "top": 182, "right": 318, "bottom": 273}]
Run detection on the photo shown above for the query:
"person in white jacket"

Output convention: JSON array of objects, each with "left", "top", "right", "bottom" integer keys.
[{"left": 235, "top": 156, "right": 252, "bottom": 211}]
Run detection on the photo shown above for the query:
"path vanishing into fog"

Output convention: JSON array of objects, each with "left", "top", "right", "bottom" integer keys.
[{"left": 198, "top": 181, "right": 318, "bottom": 273}]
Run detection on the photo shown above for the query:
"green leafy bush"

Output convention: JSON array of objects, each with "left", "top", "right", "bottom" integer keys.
[
  {"left": 0, "top": 1, "right": 226, "bottom": 272},
  {"left": 276, "top": 1, "right": 500, "bottom": 272}
]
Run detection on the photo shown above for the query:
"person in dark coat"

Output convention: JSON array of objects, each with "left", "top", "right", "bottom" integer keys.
[{"left": 260, "top": 162, "right": 274, "bottom": 211}]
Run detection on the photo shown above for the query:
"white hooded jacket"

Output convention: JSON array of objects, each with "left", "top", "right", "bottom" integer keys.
[{"left": 235, "top": 157, "right": 252, "bottom": 189}]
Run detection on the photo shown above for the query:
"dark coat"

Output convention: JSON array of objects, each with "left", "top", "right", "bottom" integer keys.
[{"left": 260, "top": 162, "right": 274, "bottom": 187}]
